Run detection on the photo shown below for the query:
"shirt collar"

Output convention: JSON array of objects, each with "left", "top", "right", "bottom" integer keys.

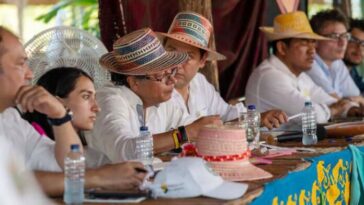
[
  {"left": 119, "top": 85, "right": 144, "bottom": 107},
  {"left": 314, "top": 54, "right": 330, "bottom": 77},
  {"left": 269, "top": 54, "right": 298, "bottom": 79},
  {"left": 120, "top": 85, "right": 161, "bottom": 110}
]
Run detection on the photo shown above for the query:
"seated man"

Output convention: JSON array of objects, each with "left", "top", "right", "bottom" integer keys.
[
  {"left": 87, "top": 28, "right": 221, "bottom": 162},
  {"left": 0, "top": 26, "right": 146, "bottom": 196},
  {"left": 0, "top": 136, "right": 51, "bottom": 205},
  {"left": 245, "top": 11, "right": 357, "bottom": 124},
  {"left": 161, "top": 11, "right": 288, "bottom": 129},
  {"left": 308, "top": 9, "right": 363, "bottom": 102},
  {"left": 0, "top": 26, "right": 81, "bottom": 171},
  {"left": 344, "top": 18, "right": 364, "bottom": 93}
]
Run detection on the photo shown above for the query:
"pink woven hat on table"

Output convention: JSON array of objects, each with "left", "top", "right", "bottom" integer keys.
[
  {"left": 100, "top": 28, "right": 188, "bottom": 76},
  {"left": 157, "top": 11, "right": 226, "bottom": 61},
  {"left": 195, "top": 125, "right": 272, "bottom": 182}
]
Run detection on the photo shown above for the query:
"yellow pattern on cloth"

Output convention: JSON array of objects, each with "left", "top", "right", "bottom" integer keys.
[{"left": 272, "top": 159, "right": 350, "bottom": 205}]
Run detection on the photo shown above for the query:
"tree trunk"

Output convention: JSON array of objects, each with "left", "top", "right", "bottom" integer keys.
[{"left": 178, "top": 0, "right": 220, "bottom": 91}]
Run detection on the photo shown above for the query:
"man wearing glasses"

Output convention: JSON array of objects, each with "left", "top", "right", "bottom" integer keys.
[
  {"left": 307, "top": 9, "right": 363, "bottom": 104},
  {"left": 344, "top": 18, "right": 364, "bottom": 93},
  {"left": 87, "top": 28, "right": 222, "bottom": 162},
  {"left": 245, "top": 11, "right": 357, "bottom": 124}
]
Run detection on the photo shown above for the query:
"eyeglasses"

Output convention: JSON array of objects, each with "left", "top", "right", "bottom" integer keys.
[
  {"left": 322, "top": 32, "right": 351, "bottom": 41},
  {"left": 349, "top": 36, "right": 364, "bottom": 47},
  {"left": 143, "top": 67, "right": 178, "bottom": 83}
]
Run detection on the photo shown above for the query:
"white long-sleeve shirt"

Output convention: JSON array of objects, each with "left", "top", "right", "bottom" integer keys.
[
  {"left": 0, "top": 136, "right": 53, "bottom": 205},
  {"left": 86, "top": 84, "right": 187, "bottom": 162},
  {"left": 0, "top": 108, "right": 61, "bottom": 171},
  {"left": 306, "top": 54, "right": 360, "bottom": 98},
  {"left": 245, "top": 55, "right": 337, "bottom": 123},
  {"left": 172, "top": 73, "right": 245, "bottom": 122}
]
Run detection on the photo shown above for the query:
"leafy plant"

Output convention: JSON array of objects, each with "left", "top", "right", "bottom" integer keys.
[{"left": 36, "top": 0, "right": 99, "bottom": 37}]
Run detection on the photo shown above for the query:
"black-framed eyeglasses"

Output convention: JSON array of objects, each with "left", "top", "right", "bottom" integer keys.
[
  {"left": 349, "top": 36, "right": 364, "bottom": 47},
  {"left": 143, "top": 67, "right": 178, "bottom": 83},
  {"left": 322, "top": 32, "right": 351, "bottom": 41}
]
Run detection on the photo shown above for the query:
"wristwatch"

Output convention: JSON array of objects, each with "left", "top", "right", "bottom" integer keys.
[{"left": 47, "top": 111, "right": 73, "bottom": 126}]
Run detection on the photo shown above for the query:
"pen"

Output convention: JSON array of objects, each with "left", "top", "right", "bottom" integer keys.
[{"left": 287, "top": 113, "right": 303, "bottom": 121}]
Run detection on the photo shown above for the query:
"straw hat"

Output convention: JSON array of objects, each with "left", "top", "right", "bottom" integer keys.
[
  {"left": 157, "top": 11, "right": 226, "bottom": 61},
  {"left": 100, "top": 28, "right": 188, "bottom": 76},
  {"left": 195, "top": 125, "right": 272, "bottom": 182},
  {"left": 260, "top": 11, "right": 328, "bottom": 41}
]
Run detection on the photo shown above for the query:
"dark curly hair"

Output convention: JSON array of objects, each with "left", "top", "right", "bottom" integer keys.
[
  {"left": 310, "top": 9, "right": 349, "bottom": 34},
  {"left": 349, "top": 18, "right": 364, "bottom": 32}
]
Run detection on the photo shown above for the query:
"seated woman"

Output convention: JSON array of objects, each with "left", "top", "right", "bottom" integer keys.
[{"left": 23, "top": 67, "right": 110, "bottom": 168}]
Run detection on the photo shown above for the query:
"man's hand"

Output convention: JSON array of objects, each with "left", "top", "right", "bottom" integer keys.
[
  {"left": 347, "top": 106, "right": 364, "bottom": 117},
  {"left": 347, "top": 96, "right": 364, "bottom": 107},
  {"left": 185, "top": 115, "right": 222, "bottom": 141},
  {"left": 329, "top": 99, "right": 358, "bottom": 119},
  {"left": 15, "top": 85, "right": 66, "bottom": 118},
  {"left": 92, "top": 161, "right": 147, "bottom": 192},
  {"left": 261, "top": 110, "right": 288, "bottom": 129}
]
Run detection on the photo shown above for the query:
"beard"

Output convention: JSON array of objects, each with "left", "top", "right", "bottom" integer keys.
[{"left": 343, "top": 58, "right": 360, "bottom": 67}]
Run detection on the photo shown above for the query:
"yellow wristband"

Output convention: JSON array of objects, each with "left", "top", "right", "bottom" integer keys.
[{"left": 172, "top": 130, "right": 180, "bottom": 149}]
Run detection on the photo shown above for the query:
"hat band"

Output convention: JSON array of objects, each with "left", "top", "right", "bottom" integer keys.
[
  {"left": 171, "top": 26, "right": 209, "bottom": 47},
  {"left": 116, "top": 45, "right": 166, "bottom": 70},
  {"left": 196, "top": 150, "right": 251, "bottom": 162},
  {"left": 115, "top": 32, "right": 155, "bottom": 55}
]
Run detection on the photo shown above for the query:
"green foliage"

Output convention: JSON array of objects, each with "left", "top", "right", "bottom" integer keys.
[{"left": 36, "top": 0, "right": 99, "bottom": 37}]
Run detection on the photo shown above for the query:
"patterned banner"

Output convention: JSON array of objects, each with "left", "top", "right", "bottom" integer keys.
[{"left": 251, "top": 146, "right": 364, "bottom": 205}]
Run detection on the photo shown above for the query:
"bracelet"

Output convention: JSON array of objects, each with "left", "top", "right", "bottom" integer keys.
[
  {"left": 172, "top": 130, "right": 180, "bottom": 149},
  {"left": 178, "top": 126, "right": 189, "bottom": 142}
]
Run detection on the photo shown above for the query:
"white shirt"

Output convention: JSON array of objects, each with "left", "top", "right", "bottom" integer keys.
[
  {"left": 84, "top": 146, "right": 111, "bottom": 168},
  {"left": 0, "top": 108, "right": 61, "bottom": 171},
  {"left": 86, "top": 84, "right": 187, "bottom": 162},
  {"left": 306, "top": 54, "right": 360, "bottom": 97},
  {"left": 245, "top": 55, "right": 337, "bottom": 123},
  {"left": 0, "top": 137, "right": 53, "bottom": 205},
  {"left": 172, "top": 73, "right": 245, "bottom": 122}
]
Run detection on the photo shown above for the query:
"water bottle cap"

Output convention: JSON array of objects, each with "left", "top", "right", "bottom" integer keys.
[
  {"left": 70, "top": 144, "right": 80, "bottom": 151},
  {"left": 140, "top": 126, "right": 148, "bottom": 131},
  {"left": 247, "top": 104, "right": 256, "bottom": 110},
  {"left": 304, "top": 101, "right": 312, "bottom": 106}
]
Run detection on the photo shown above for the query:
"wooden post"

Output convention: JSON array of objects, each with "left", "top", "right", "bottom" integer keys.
[{"left": 178, "top": 0, "right": 220, "bottom": 91}]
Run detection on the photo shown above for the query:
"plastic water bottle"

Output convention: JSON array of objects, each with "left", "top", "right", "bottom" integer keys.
[
  {"left": 246, "top": 105, "right": 261, "bottom": 149},
  {"left": 135, "top": 126, "right": 154, "bottom": 165},
  {"left": 302, "top": 101, "right": 318, "bottom": 145},
  {"left": 64, "top": 144, "right": 85, "bottom": 205}
]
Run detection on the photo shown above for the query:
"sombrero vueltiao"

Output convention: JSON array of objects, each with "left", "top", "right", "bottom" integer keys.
[
  {"left": 100, "top": 28, "right": 188, "bottom": 76},
  {"left": 260, "top": 11, "right": 329, "bottom": 41},
  {"left": 157, "top": 11, "right": 226, "bottom": 61},
  {"left": 195, "top": 125, "right": 272, "bottom": 182}
]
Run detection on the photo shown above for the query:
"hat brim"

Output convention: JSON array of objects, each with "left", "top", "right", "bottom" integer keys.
[
  {"left": 203, "top": 180, "right": 248, "bottom": 200},
  {"left": 208, "top": 160, "right": 272, "bottom": 182},
  {"left": 260, "top": 27, "right": 330, "bottom": 41},
  {"left": 99, "top": 50, "right": 188, "bottom": 76},
  {"left": 156, "top": 32, "right": 226, "bottom": 61}
]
